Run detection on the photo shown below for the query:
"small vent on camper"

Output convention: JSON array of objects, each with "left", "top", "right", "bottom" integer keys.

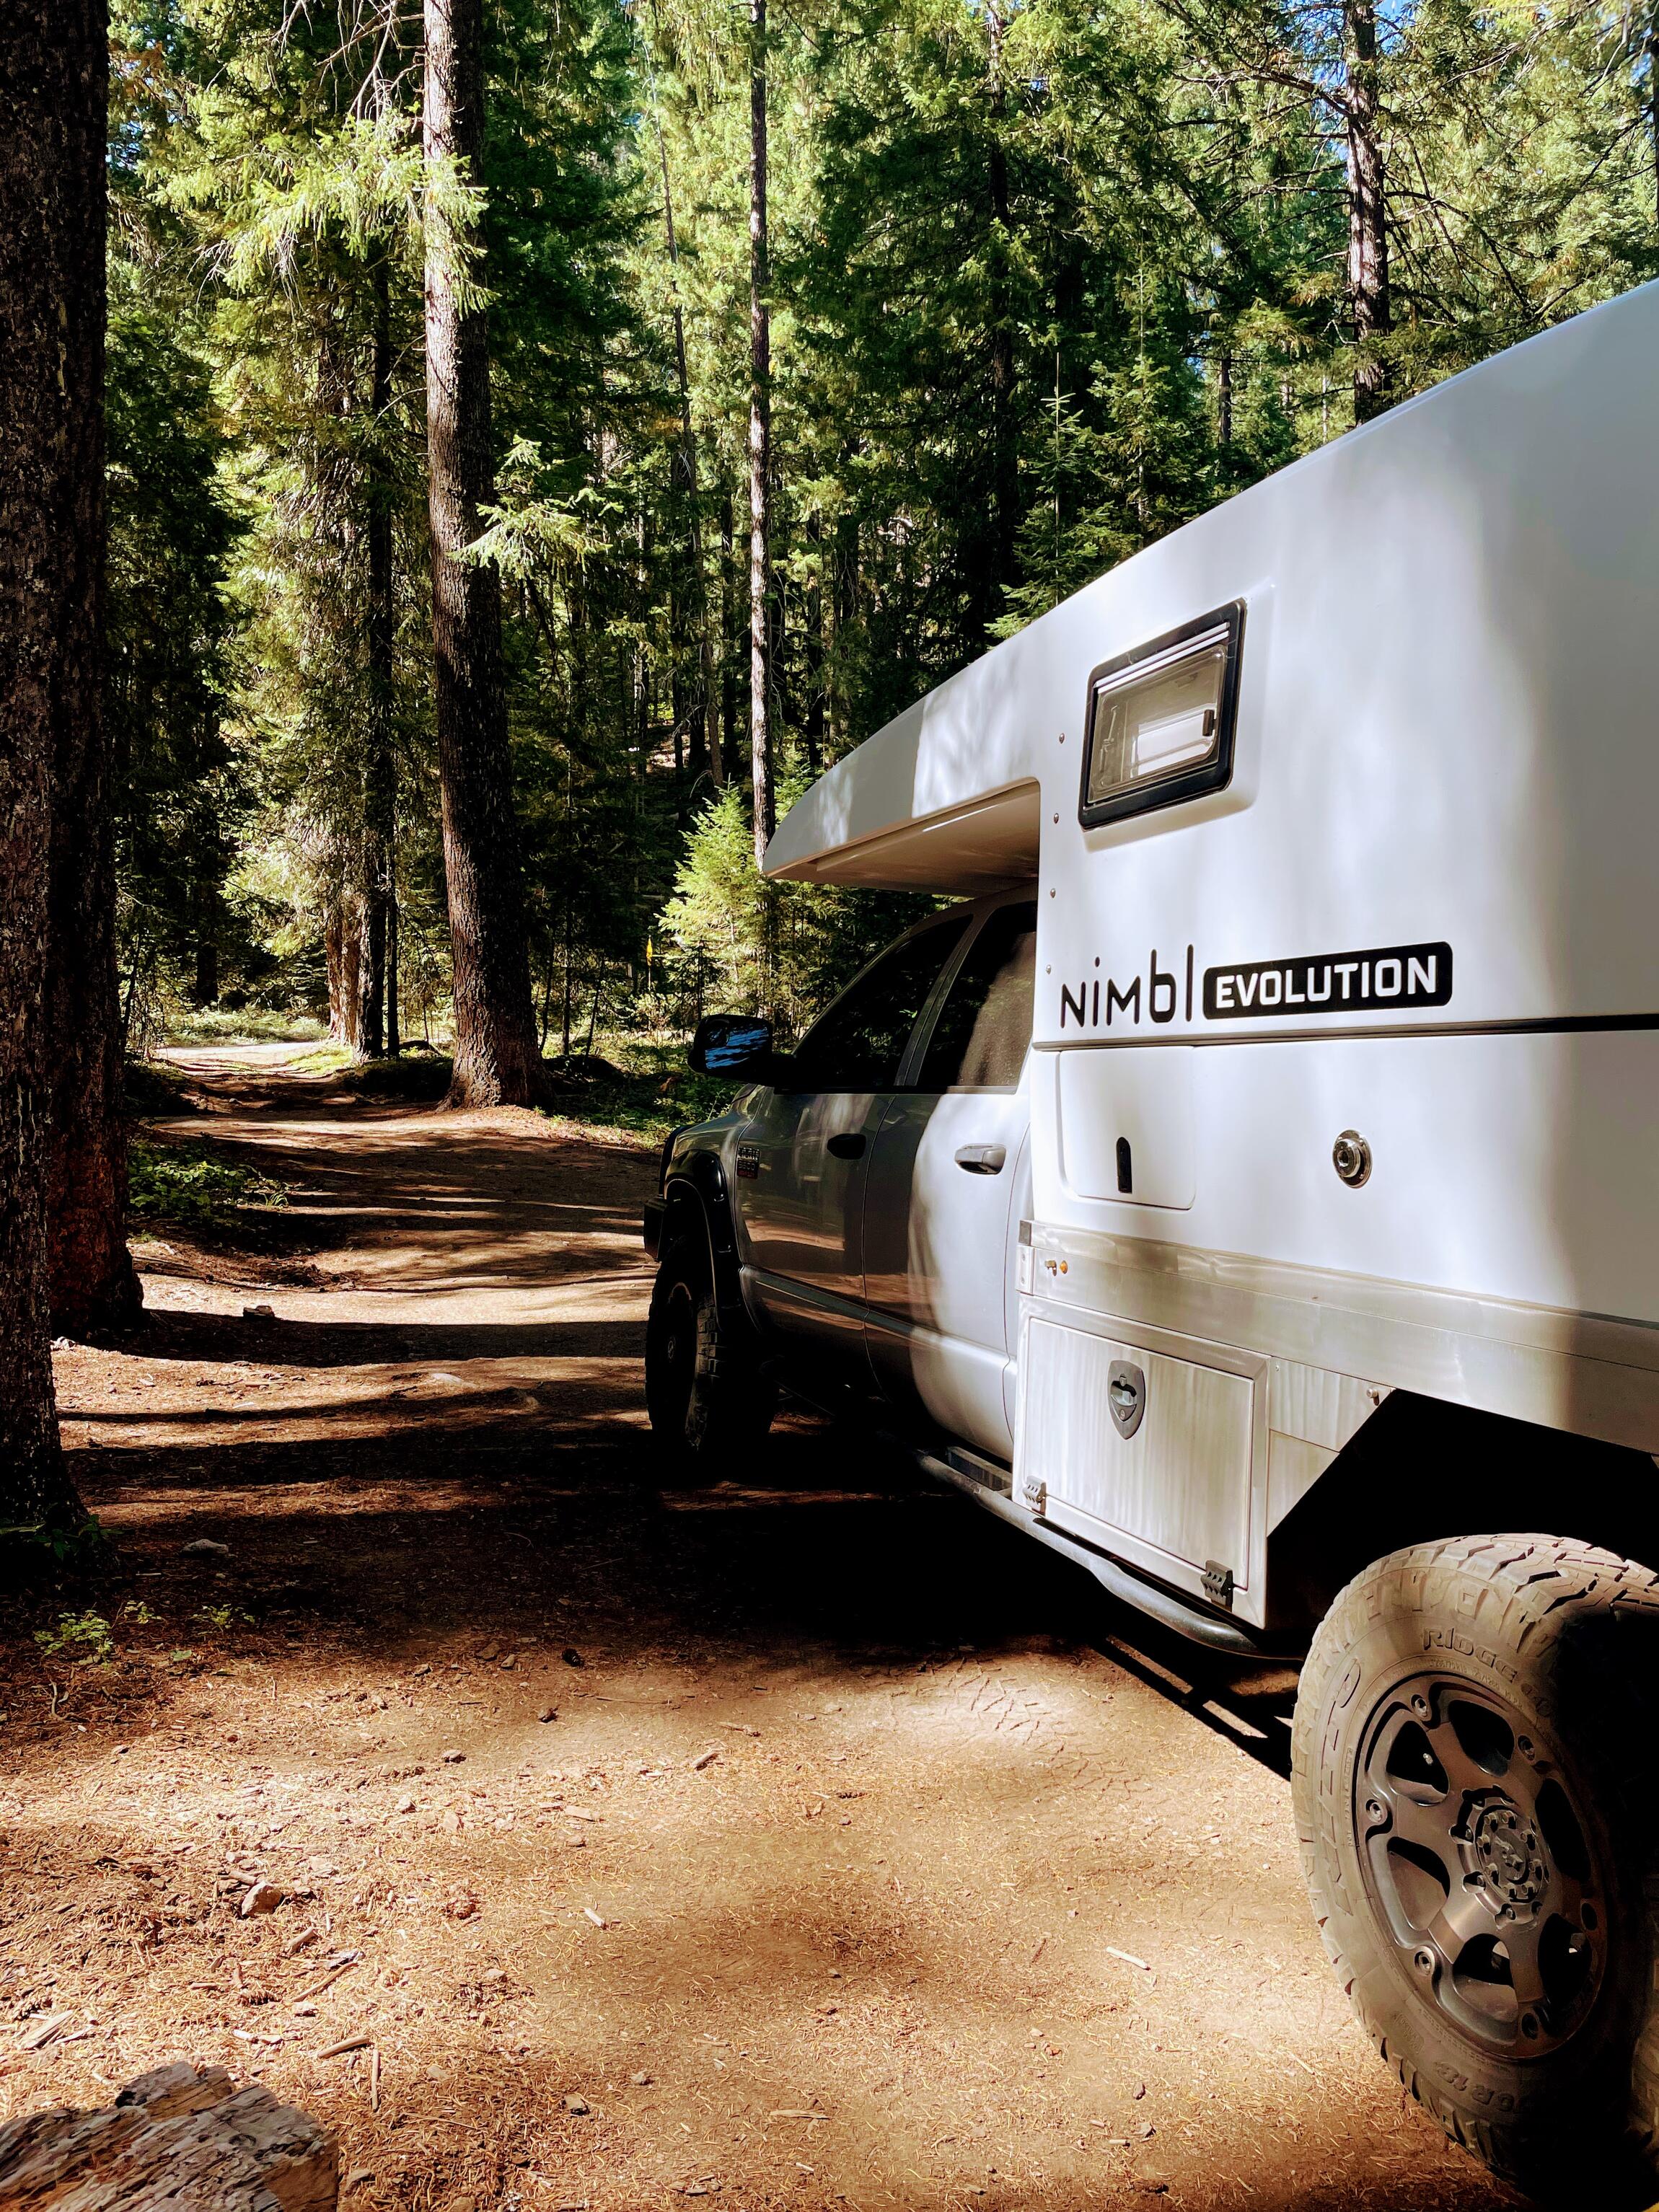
[{"left": 1115, "top": 1137, "right": 1133, "bottom": 1194}]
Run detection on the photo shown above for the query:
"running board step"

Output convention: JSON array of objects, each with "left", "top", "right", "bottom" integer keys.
[
  {"left": 944, "top": 1444, "right": 1012, "bottom": 1497},
  {"left": 905, "top": 1439, "right": 1298, "bottom": 1660}
]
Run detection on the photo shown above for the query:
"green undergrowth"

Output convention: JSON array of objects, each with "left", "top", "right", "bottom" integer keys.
[
  {"left": 283, "top": 1042, "right": 357, "bottom": 1076},
  {"left": 340, "top": 1049, "right": 454, "bottom": 1102},
  {"left": 340, "top": 1034, "right": 736, "bottom": 1145},
  {"left": 159, "top": 1007, "right": 328, "bottom": 1046},
  {"left": 35, "top": 1608, "right": 118, "bottom": 1665},
  {"left": 124, "top": 1058, "right": 201, "bottom": 1117},
  {"left": 136, "top": 1031, "right": 739, "bottom": 1152},
  {"left": 539, "top": 1039, "right": 737, "bottom": 1149},
  {"left": 128, "top": 1137, "right": 287, "bottom": 1222}
]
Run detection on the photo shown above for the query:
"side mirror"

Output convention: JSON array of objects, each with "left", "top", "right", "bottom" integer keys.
[{"left": 689, "top": 1013, "right": 777, "bottom": 1077}]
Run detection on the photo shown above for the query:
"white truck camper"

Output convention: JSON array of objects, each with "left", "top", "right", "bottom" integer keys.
[{"left": 642, "top": 281, "right": 1659, "bottom": 2196}]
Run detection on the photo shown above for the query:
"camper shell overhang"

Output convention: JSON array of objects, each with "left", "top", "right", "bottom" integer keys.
[
  {"left": 761, "top": 625, "right": 1048, "bottom": 891},
  {"left": 762, "top": 776, "right": 1040, "bottom": 894},
  {"left": 762, "top": 278, "right": 1659, "bottom": 1044}
]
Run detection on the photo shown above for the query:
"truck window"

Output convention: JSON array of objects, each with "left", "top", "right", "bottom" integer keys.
[
  {"left": 916, "top": 901, "right": 1038, "bottom": 1090},
  {"left": 788, "top": 915, "right": 969, "bottom": 1090},
  {"left": 1079, "top": 600, "right": 1244, "bottom": 828}
]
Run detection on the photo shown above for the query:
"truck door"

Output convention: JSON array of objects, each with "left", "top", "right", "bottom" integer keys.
[
  {"left": 863, "top": 900, "right": 1037, "bottom": 1458},
  {"left": 738, "top": 913, "right": 969, "bottom": 1354}
]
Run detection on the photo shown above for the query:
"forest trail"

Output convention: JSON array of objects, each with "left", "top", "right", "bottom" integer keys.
[{"left": 1, "top": 1051, "right": 1517, "bottom": 2212}]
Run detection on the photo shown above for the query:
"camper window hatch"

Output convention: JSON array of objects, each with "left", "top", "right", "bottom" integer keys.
[{"left": 1079, "top": 601, "right": 1244, "bottom": 829}]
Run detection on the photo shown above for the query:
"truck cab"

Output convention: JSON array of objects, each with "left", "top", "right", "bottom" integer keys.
[{"left": 647, "top": 893, "right": 1036, "bottom": 1464}]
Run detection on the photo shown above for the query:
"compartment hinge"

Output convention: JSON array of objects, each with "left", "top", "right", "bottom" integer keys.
[{"left": 1202, "top": 1559, "right": 1236, "bottom": 1610}]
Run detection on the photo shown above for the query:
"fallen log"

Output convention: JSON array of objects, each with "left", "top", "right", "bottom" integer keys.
[{"left": 0, "top": 2059, "right": 337, "bottom": 2209}]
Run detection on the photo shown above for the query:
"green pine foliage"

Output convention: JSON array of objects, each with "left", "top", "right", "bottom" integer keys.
[{"left": 104, "top": 0, "right": 1659, "bottom": 1061}]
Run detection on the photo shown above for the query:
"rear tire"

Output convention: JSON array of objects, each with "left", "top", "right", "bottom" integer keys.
[
  {"left": 1293, "top": 1534, "right": 1659, "bottom": 2200},
  {"left": 644, "top": 1236, "right": 775, "bottom": 1478}
]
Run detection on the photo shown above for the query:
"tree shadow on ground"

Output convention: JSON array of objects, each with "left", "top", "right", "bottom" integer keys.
[
  {"left": 126, "top": 1310, "right": 646, "bottom": 1368},
  {"left": 74, "top": 1405, "right": 1298, "bottom": 1779}
]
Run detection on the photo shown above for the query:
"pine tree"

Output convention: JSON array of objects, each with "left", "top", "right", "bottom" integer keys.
[
  {"left": 0, "top": 0, "right": 103, "bottom": 1534},
  {"left": 424, "top": 0, "right": 543, "bottom": 1105}
]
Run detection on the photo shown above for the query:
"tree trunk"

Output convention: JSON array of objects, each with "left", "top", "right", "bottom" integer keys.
[
  {"left": 424, "top": 0, "right": 542, "bottom": 1106},
  {"left": 37, "top": 1, "right": 141, "bottom": 1344},
  {"left": 720, "top": 490, "right": 737, "bottom": 780},
  {"left": 1217, "top": 346, "right": 1233, "bottom": 449},
  {"left": 326, "top": 899, "right": 366, "bottom": 1052},
  {"left": 830, "top": 501, "right": 857, "bottom": 754},
  {"left": 192, "top": 878, "right": 219, "bottom": 1008},
  {"left": 748, "top": 0, "right": 774, "bottom": 868},
  {"left": 985, "top": 2, "right": 1017, "bottom": 627},
  {"left": 385, "top": 888, "right": 400, "bottom": 1054},
  {"left": 0, "top": 0, "right": 101, "bottom": 1525},
  {"left": 805, "top": 510, "right": 824, "bottom": 775},
  {"left": 356, "top": 895, "right": 384, "bottom": 1058},
  {"left": 658, "top": 128, "right": 718, "bottom": 786},
  {"left": 359, "top": 252, "right": 396, "bottom": 1059},
  {"left": 1343, "top": 0, "right": 1391, "bottom": 423}
]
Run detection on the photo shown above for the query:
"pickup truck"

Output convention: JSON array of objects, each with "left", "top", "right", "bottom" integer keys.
[{"left": 643, "top": 281, "right": 1659, "bottom": 2202}]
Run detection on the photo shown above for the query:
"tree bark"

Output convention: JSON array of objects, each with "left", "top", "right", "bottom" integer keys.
[
  {"left": 985, "top": 2, "right": 1017, "bottom": 626},
  {"left": 0, "top": 2061, "right": 338, "bottom": 2211},
  {"left": 748, "top": 0, "right": 775, "bottom": 868},
  {"left": 0, "top": 0, "right": 100, "bottom": 1524},
  {"left": 326, "top": 898, "right": 365, "bottom": 1052},
  {"left": 38, "top": 0, "right": 141, "bottom": 1341},
  {"left": 191, "top": 877, "right": 220, "bottom": 1008},
  {"left": 385, "top": 888, "right": 400, "bottom": 1054},
  {"left": 424, "top": 0, "right": 542, "bottom": 1105},
  {"left": 1343, "top": 0, "right": 1391, "bottom": 423},
  {"left": 830, "top": 500, "right": 857, "bottom": 754},
  {"left": 804, "top": 510, "right": 824, "bottom": 775},
  {"left": 720, "top": 490, "right": 737, "bottom": 780},
  {"left": 658, "top": 128, "right": 718, "bottom": 787},
  {"left": 360, "top": 251, "right": 396, "bottom": 1059},
  {"left": 1217, "top": 346, "right": 1233, "bottom": 449}
]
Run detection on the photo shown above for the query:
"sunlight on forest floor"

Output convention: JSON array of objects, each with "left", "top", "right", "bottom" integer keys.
[{"left": 0, "top": 1048, "right": 1521, "bottom": 2212}]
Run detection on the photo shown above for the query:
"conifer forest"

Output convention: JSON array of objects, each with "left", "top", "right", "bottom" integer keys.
[
  {"left": 97, "top": 0, "right": 1659, "bottom": 1058},
  {"left": 9, "top": 8, "right": 1659, "bottom": 2200}
]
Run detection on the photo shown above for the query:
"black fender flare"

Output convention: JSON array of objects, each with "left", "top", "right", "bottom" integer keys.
[{"left": 659, "top": 1155, "right": 750, "bottom": 1337}]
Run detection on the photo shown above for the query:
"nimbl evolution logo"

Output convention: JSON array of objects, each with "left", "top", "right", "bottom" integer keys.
[{"left": 1058, "top": 940, "right": 1453, "bottom": 1030}]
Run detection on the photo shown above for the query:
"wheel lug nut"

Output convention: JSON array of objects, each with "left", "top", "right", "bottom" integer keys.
[
  {"left": 1414, "top": 1948, "right": 1435, "bottom": 1973},
  {"left": 1365, "top": 1799, "right": 1384, "bottom": 1820},
  {"left": 1411, "top": 1696, "right": 1430, "bottom": 1717}
]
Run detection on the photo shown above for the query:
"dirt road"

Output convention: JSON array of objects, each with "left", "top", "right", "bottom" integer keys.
[{"left": 0, "top": 1049, "right": 1519, "bottom": 2210}]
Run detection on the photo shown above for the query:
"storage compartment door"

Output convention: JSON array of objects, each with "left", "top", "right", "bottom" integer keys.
[
  {"left": 1057, "top": 1046, "right": 1194, "bottom": 1208},
  {"left": 1021, "top": 1316, "right": 1256, "bottom": 1595}
]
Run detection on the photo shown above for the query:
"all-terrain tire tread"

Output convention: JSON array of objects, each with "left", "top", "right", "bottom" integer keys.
[
  {"left": 646, "top": 1237, "right": 776, "bottom": 1472},
  {"left": 1293, "top": 1533, "right": 1659, "bottom": 2193}
]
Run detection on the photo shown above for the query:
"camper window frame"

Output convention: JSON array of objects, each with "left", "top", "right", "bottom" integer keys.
[{"left": 1078, "top": 599, "right": 1246, "bottom": 830}]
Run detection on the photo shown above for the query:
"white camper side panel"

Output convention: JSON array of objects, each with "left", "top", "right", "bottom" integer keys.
[
  {"left": 769, "top": 281, "right": 1659, "bottom": 1473},
  {"left": 1027, "top": 1028, "right": 1659, "bottom": 1450}
]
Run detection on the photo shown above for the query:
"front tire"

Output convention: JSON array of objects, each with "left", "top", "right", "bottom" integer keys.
[
  {"left": 644, "top": 1236, "right": 775, "bottom": 1476},
  {"left": 1293, "top": 1534, "right": 1659, "bottom": 2199}
]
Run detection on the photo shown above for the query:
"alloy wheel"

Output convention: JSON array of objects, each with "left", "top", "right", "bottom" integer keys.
[{"left": 1355, "top": 1674, "right": 1606, "bottom": 2056}]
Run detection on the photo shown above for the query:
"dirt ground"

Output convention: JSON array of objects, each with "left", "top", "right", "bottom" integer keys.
[{"left": 0, "top": 1046, "right": 1522, "bottom": 2211}]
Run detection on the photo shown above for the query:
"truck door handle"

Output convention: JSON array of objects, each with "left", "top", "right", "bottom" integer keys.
[
  {"left": 826, "top": 1132, "right": 866, "bottom": 1160},
  {"left": 954, "top": 1144, "right": 1006, "bottom": 1174}
]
